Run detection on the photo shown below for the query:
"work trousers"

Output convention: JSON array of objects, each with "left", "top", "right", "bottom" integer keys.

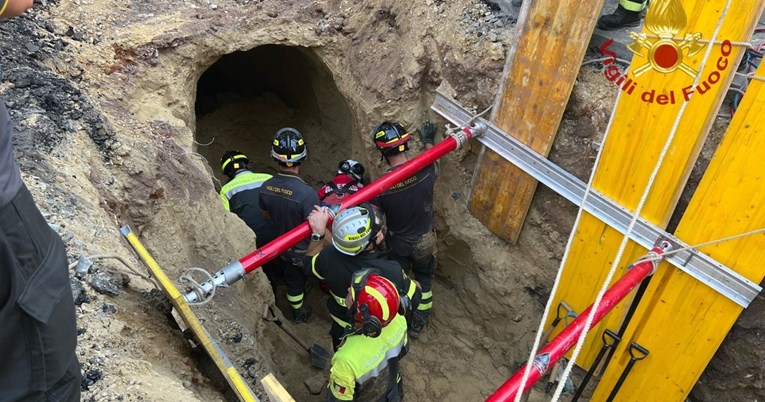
[
  {"left": 0, "top": 184, "right": 81, "bottom": 401},
  {"left": 255, "top": 227, "right": 284, "bottom": 297},
  {"left": 387, "top": 231, "right": 436, "bottom": 312},
  {"left": 620, "top": 0, "right": 647, "bottom": 12},
  {"left": 282, "top": 251, "right": 308, "bottom": 311}
]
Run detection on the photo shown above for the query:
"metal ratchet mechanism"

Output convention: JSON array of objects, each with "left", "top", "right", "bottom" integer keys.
[{"left": 185, "top": 260, "right": 246, "bottom": 304}]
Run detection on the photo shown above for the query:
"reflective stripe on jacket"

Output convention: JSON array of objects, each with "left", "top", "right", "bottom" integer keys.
[
  {"left": 219, "top": 171, "right": 272, "bottom": 211},
  {"left": 328, "top": 314, "right": 408, "bottom": 401}
]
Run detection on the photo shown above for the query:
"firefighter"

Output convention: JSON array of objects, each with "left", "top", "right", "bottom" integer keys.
[
  {"left": 303, "top": 204, "right": 420, "bottom": 350},
  {"left": 372, "top": 120, "right": 438, "bottom": 338},
  {"left": 259, "top": 128, "right": 320, "bottom": 323},
  {"left": 0, "top": 1, "right": 81, "bottom": 400},
  {"left": 219, "top": 150, "right": 282, "bottom": 297},
  {"left": 327, "top": 271, "right": 409, "bottom": 402},
  {"left": 597, "top": 0, "right": 647, "bottom": 30},
  {"left": 317, "top": 159, "right": 366, "bottom": 207}
]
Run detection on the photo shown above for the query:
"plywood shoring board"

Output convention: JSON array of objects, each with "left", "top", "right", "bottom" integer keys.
[{"left": 467, "top": 0, "right": 606, "bottom": 243}]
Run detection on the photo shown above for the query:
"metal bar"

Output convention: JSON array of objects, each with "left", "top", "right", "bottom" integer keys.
[{"left": 431, "top": 92, "right": 761, "bottom": 308}]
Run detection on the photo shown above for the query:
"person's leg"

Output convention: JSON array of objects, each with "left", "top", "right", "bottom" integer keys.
[
  {"left": 0, "top": 185, "right": 80, "bottom": 401},
  {"left": 261, "top": 258, "right": 284, "bottom": 300},
  {"left": 45, "top": 358, "right": 82, "bottom": 401},
  {"left": 408, "top": 231, "right": 437, "bottom": 338},
  {"left": 329, "top": 321, "right": 346, "bottom": 351},
  {"left": 256, "top": 228, "right": 283, "bottom": 299},
  {"left": 597, "top": 0, "right": 647, "bottom": 30},
  {"left": 283, "top": 256, "right": 311, "bottom": 323},
  {"left": 386, "top": 234, "right": 412, "bottom": 272}
]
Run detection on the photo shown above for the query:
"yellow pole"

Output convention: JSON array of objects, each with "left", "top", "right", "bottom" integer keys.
[{"left": 120, "top": 226, "right": 258, "bottom": 402}]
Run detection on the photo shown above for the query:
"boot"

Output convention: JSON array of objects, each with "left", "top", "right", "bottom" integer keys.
[
  {"left": 408, "top": 310, "right": 429, "bottom": 338},
  {"left": 292, "top": 305, "right": 312, "bottom": 323},
  {"left": 596, "top": 4, "right": 642, "bottom": 30}
]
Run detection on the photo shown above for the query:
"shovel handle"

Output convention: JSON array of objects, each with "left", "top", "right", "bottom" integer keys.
[
  {"left": 602, "top": 329, "right": 620, "bottom": 347},
  {"left": 281, "top": 324, "right": 312, "bottom": 351},
  {"left": 263, "top": 305, "right": 312, "bottom": 351},
  {"left": 628, "top": 342, "right": 649, "bottom": 361}
]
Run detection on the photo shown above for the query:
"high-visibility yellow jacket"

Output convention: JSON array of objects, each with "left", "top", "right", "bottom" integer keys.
[
  {"left": 219, "top": 170, "right": 274, "bottom": 238},
  {"left": 328, "top": 314, "right": 408, "bottom": 401}
]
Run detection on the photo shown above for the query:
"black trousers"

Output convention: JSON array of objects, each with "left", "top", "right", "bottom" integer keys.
[
  {"left": 282, "top": 252, "right": 308, "bottom": 311},
  {"left": 254, "top": 228, "right": 284, "bottom": 296},
  {"left": 387, "top": 231, "right": 437, "bottom": 293},
  {"left": 0, "top": 184, "right": 81, "bottom": 401}
]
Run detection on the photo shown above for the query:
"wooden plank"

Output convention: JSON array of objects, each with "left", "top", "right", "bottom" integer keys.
[
  {"left": 261, "top": 373, "right": 297, "bottom": 402},
  {"left": 467, "top": 0, "right": 605, "bottom": 243},
  {"left": 546, "top": 0, "right": 762, "bottom": 372},
  {"left": 591, "top": 54, "right": 765, "bottom": 401}
]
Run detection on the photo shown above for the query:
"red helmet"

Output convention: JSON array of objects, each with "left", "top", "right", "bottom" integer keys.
[{"left": 349, "top": 270, "right": 400, "bottom": 337}]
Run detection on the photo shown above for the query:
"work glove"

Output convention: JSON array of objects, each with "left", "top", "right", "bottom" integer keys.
[{"left": 419, "top": 121, "right": 437, "bottom": 146}]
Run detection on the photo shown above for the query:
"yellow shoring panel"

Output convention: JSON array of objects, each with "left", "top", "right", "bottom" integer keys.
[
  {"left": 591, "top": 61, "right": 765, "bottom": 401},
  {"left": 546, "top": 0, "right": 763, "bottom": 371},
  {"left": 120, "top": 226, "right": 258, "bottom": 402}
]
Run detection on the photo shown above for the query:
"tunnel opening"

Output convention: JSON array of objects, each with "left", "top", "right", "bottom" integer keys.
[
  {"left": 189, "top": 44, "right": 527, "bottom": 401},
  {"left": 194, "top": 45, "right": 354, "bottom": 187},
  {"left": 189, "top": 44, "right": 539, "bottom": 402}
]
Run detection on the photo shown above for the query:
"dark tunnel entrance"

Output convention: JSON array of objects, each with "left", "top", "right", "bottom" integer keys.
[{"left": 194, "top": 45, "right": 354, "bottom": 188}]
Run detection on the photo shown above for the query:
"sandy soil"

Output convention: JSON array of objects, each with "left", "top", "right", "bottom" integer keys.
[{"left": 1, "top": 0, "right": 762, "bottom": 401}]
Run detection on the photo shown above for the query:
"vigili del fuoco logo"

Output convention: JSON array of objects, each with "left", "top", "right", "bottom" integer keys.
[{"left": 599, "top": 0, "right": 732, "bottom": 105}]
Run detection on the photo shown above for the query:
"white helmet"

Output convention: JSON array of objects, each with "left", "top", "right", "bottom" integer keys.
[
  {"left": 331, "top": 205, "right": 382, "bottom": 255},
  {"left": 337, "top": 159, "right": 365, "bottom": 181}
]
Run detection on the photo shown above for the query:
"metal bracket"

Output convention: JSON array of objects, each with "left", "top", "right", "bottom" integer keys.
[{"left": 431, "top": 92, "right": 761, "bottom": 308}]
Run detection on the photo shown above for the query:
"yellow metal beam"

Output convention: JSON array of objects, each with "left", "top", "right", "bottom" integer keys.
[
  {"left": 120, "top": 226, "right": 258, "bottom": 402},
  {"left": 591, "top": 53, "right": 765, "bottom": 401},
  {"left": 547, "top": 0, "right": 763, "bottom": 374},
  {"left": 467, "top": 0, "right": 605, "bottom": 243}
]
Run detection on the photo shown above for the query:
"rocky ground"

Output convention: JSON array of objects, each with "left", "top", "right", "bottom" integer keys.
[{"left": 1, "top": 0, "right": 763, "bottom": 401}]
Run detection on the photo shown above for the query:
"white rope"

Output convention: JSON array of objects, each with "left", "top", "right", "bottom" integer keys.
[
  {"left": 179, "top": 267, "right": 217, "bottom": 306},
  {"left": 513, "top": 75, "right": 628, "bottom": 402},
  {"left": 193, "top": 136, "right": 215, "bottom": 146},
  {"left": 735, "top": 71, "right": 765, "bottom": 82},
  {"left": 444, "top": 103, "right": 494, "bottom": 137},
  {"left": 551, "top": 1, "right": 733, "bottom": 400},
  {"left": 634, "top": 227, "right": 765, "bottom": 266},
  {"left": 180, "top": 151, "right": 223, "bottom": 189},
  {"left": 727, "top": 87, "right": 746, "bottom": 97}
]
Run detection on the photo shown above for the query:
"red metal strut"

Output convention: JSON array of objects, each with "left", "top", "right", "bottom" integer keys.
[
  {"left": 184, "top": 122, "right": 487, "bottom": 303},
  {"left": 486, "top": 242, "right": 671, "bottom": 401}
]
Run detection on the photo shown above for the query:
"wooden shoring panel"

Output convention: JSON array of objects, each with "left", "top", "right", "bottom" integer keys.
[
  {"left": 546, "top": 0, "right": 763, "bottom": 374},
  {"left": 467, "top": 0, "right": 605, "bottom": 243},
  {"left": 591, "top": 53, "right": 765, "bottom": 401}
]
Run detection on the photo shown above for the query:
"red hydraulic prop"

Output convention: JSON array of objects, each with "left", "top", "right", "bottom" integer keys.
[
  {"left": 184, "top": 122, "right": 487, "bottom": 303},
  {"left": 486, "top": 242, "right": 671, "bottom": 401}
]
